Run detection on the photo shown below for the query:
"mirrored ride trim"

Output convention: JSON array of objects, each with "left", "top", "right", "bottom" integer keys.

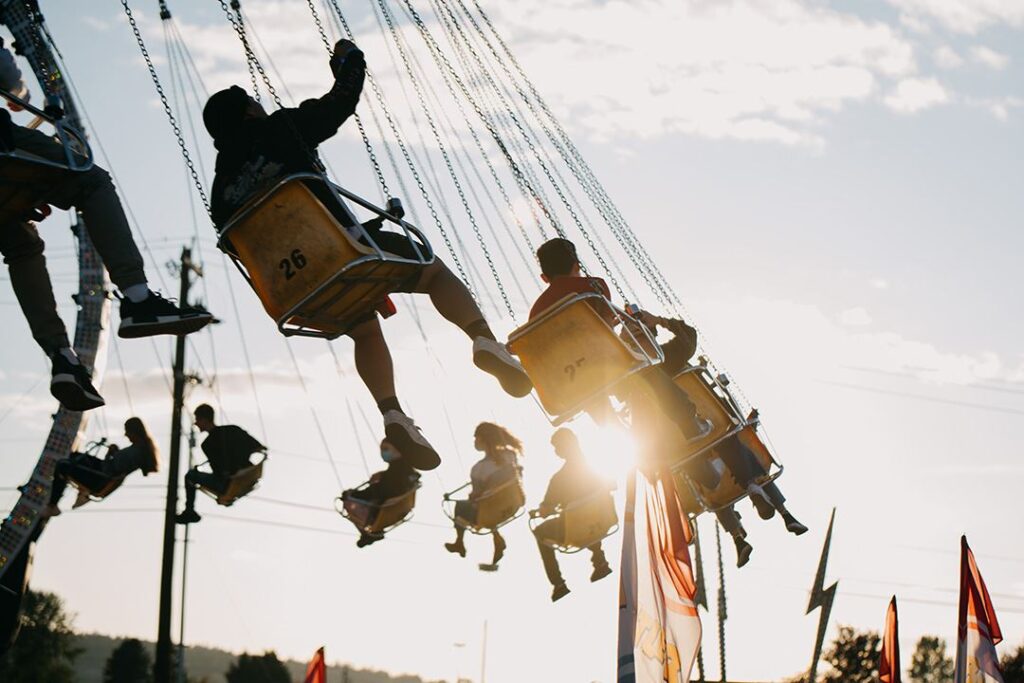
[
  {"left": 0, "top": 87, "right": 93, "bottom": 226},
  {"left": 507, "top": 292, "right": 664, "bottom": 425},
  {"left": 217, "top": 173, "right": 435, "bottom": 339}
]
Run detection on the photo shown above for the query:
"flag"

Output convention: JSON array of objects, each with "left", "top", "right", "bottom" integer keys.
[
  {"left": 304, "top": 646, "right": 326, "bottom": 683},
  {"left": 880, "top": 596, "right": 901, "bottom": 683},
  {"left": 955, "top": 536, "right": 1004, "bottom": 683},
  {"left": 617, "top": 471, "right": 701, "bottom": 683}
]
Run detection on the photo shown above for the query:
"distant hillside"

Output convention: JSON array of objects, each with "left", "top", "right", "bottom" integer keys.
[{"left": 74, "top": 633, "right": 446, "bottom": 683}]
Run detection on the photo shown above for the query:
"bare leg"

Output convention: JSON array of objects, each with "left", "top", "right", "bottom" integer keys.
[
  {"left": 350, "top": 317, "right": 396, "bottom": 403},
  {"left": 411, "top": 260, "right": 487, "bottom": 334}
]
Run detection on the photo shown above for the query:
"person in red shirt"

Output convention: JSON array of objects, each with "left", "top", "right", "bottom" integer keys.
[{"left": 529, "top": 238, "right": 613, "bottom": 322}]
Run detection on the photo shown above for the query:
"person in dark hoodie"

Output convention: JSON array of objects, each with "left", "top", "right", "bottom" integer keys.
[
  {"left": 341, "top": 438, "right": 420, "bottom": 548},
  {"left": 202, "top": 39, "right": 531, "bottom": 472},
  {"left": 0, "top": 39, "right": 211, "bottom": 413}
]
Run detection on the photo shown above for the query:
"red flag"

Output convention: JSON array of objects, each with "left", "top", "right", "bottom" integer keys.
[
  {"left": 955, "top": 536, "right": 1004, "bottom": 683},
  {"left": 304, "top": 647, "right": 326, "bottom": 683},
  {"left": 880, "top": 596, "right": 901, "bottom": 683}
]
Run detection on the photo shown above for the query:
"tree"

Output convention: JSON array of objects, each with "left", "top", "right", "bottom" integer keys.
[
  {"left": 0, "top": 590, "right": 80, "bottom": 683},
  {"left": 104, "top": 638, "right": 153, "bottom": 683},
  {"left": 909, "top": 635, "right": 953, "bottom": 683},
  {"left": 225, "top": 650, "right": 291, "bottom": 683},
  {"left": 1001, "top": 643, "right": 1024, "bottom": 683},
  {"left": 821, "top": 625, "right": 881, "bottom": 683}
]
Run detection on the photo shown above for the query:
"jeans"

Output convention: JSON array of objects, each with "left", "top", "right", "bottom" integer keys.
[
  {"left": 49, "top": 453, "right": 111, "bottom": 505},
  {"left": 184, "top": 469, "right": 229, "bottom": 508},
  {"left": 1, "top": 125, "right": 146, "bottom": 353},
  {"left": 715, "top": 437, "right": 785, "bottom": 507},
  {"left": 532, "top": 517, "right": 607, "bottom": 586}
]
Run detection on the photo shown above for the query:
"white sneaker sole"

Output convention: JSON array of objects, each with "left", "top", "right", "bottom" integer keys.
[
  {"left": 473, "top": 348, "right": 533, "bottom": 398},
  {"left": 118, "top": 312, "right": 213, "bottom": 339}
]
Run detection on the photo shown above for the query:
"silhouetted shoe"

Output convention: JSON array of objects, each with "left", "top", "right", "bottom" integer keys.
[
  {"left": 444, "top": 541, "right": 466, "bottom": 558},
  {"left": 735, "top": 537, "right": 753, "bottom": 568},
  {"left": 357, "top": 531, "right": 385, "bottom": 548},
  {"left": 119, "top": 291, "right": 213, "bottom": 339},
  {"left": 50, "top": 351, "right": 105, "bottom": 411},
  {"left": 41, "top": 504, "right": 61, "bottom": 519},
  {"left": 783, "top": 512, "right": 808, "bottom": 536},
  {"left": 175, "top": 508, "right": 201, "bottom": 525},
  {"left": 590, "top": 562, "right": 612, "bottom": 583},
  {"left": 383, "top": 410, "right": 441, "bottom": 471},
  {"left": 749, "top": 486, "right": 776, "bottom": 520},
  {"left": 551, "top": 582, "right": 571, "bottom": 602},
  {"left": 473, "top": 337, "right": 533, "bottom": 398}
]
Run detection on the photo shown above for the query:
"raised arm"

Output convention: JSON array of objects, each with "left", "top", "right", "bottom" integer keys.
[{"left": 283, "top": 39, "right": 365, "bottom": 148}]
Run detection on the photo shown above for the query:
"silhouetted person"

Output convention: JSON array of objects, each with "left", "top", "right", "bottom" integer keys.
[{"left": 342, "top": 438, "right": 420, "bottom": 548}]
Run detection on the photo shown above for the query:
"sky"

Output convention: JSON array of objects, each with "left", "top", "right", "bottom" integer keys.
[{"left": 1, "top": 0, "right": 1023, "bottom": 681}]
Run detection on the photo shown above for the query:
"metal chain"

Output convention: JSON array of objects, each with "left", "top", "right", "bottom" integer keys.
[
  {"left": 121, "top": 1, "right": 211, "bottom": 220},
  {"left": 216, "top": 0, "right": 283, "bottom": 109},
  {"left": 303, "top": 0, "right": 391, "bottom": 198},
  {"left": 402, "top": 0, "right": 628, "bottom": 304},
  {"left": 322, "top": 0, "right": 473, "bottom": 294},
  {"left": 714, "top": 521, "right": 728, "bottom": 682},
  {"left": 232, "top": 5, "right": 263, "bottom": 104},
  {"left": 374, "top": 0, "right": 517, "bottom": 321}
]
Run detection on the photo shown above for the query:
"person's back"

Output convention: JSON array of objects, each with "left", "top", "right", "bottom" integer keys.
[
  {"left": 206, "top": 41, "right": 365, "bottom": 227},
  {"left": 202, "top": 424, "right": 263, "bottom": 476},
  {"left": 469, "top": 448, "right": 518, "bottom": 495},
  {"left": 529, "top": 238, "right": 615, "bottom": 324},
  {"left": 543, "top": 457, "right": 609, "bottom": 511}
]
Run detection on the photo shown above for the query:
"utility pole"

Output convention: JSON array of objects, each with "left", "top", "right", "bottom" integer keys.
[
  {"left": 155, "top": 247, "right": 204, "bottom": 683},
  {"left": 480, "top": 620, "right": 488, "bottom": 683}
]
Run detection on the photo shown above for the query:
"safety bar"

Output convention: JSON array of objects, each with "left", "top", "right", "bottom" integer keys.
[{"left": 0, "top": 87, "right": 93, "bottom": 172}]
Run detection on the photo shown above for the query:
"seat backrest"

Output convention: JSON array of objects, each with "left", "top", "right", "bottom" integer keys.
[
  {"left": 562, "top": 494, "right": 618, "bottom": 548},
  {"left": 369, "top": 488, "right": 417, "bottom": 532},
  {"left": 672, "top": 367, "right": 739, "bottom": 449},
  {"left": 508, "top": 295, "right": 646, "bottom": 419},
  {"left": 224, "top": 180, "right": 373, "bottom": 320},
  {"left": 474, "top": 480, "right": 526, "bottom": 529},
  {"left": 217, "top": 461, "right": 264, "bottom": 506}
]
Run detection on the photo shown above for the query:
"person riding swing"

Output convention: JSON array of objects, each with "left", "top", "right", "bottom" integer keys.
[
  {"left": 341, "top": 438, "right": 420, "bottom": 548},
  {"left": 202, "top": 39, "right": 532, "bottom": 473},
  {"left": 0, "top": 40, "right": 212, "bottom": 412},
  {"left": 176, "top": 404, "right": 265, "bottom": 524}
]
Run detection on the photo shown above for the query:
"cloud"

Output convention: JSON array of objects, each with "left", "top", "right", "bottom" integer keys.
[
  {"left": 884, "top": 77, "right": 950, "bottom": 113},
  {"left": 933, "top": 45, "right": 964, "bottom": 68},
  {"left": 970, "top": 45, "right": 1010, "bottom": 69},
  {"left": 839, "top": 307, "right": 872, "bottom": 326},
  {"left": 891, "top": 0, "right": 1024, "bottom": 34}
]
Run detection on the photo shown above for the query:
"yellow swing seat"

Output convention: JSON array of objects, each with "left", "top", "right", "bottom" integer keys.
[
  {"left": 217, "top": 173, "right": 434, "bottom": 339},
  {"left": 197, "top": 453, "right": 266, "bottom": 507},
  {"left": 65, "top": 471, "right": 126, "bottom": 502},
  {"left": 337, "top": 480, "right": 421, "bottom": 535},
  {"left": 507, "top": 292, "right": 663, "bottom": 425},
  {"left": 530, "top": 489, "right": 619, "bottom": 554},
  {"left": 442, "top": 477, "right": 526, "bottom": 534}
]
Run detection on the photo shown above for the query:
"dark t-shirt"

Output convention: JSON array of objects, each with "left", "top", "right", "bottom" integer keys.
[
  {"left": 529, "top": 276, "right": 611, "bottom": 321},
  {"left": 541, "top": 457, "right": 611, "bottom": 511},
  {"left": 202, "top": 425, "right": 264, "bottom": 477},
  {"left": 658, "top": 318, "right": 699, "bottom": 376},
  {"left": 210, "top": 65, "right": 363, "bottom": 227}
]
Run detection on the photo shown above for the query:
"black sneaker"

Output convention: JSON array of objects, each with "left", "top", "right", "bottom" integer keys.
[
  {"left": 119, "top": 291, "right": 213, "bottom": 339},
  {"left": 590, "top": 562, "right": 612, "bottom": 583},
  {"left": 50, "top": 352, "right": 105, "bottom": 411},
  {"left": 735, "top": 537, "right": 753, "bottom": 568},
  {"left": 783, "top": 512, "right": 808, "bottom": 536},
  {"left": 383, "top": 410, "right": 441, "bottom": 471},
  {"left": 356, "top": 531, "right": 385, "bottom": 548},
  {"left": 551, "top": 582, "right": 570, "bottom": 602},
  {"left": 175, "top": 508, "right": 201, "bottom": 525}
]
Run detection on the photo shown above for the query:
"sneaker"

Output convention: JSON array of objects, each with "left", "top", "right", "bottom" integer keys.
[
  {"left": 175, "top": 508, "right": 202, "bottom": 525},
  {"left": 473, "top": 337, "right": 533, "bottom": 398},
  {"left": 749, "top": 486, "right": 776, "bottom": 520},
  {"left": 118, "top": 291, "right": 213, "bottom": 339},
  {"left": 590, "top": 562, "right": 612, "bottom": 583},
  {"left": 735, "top": 537, "right": 753, "bottom": 568},
  {"left": 41, "top": 504, "right": 61, "bottom": 519},
  {"left": 50, "top": 351, "right": 105, "bottom": 411},
  {"left": 783, "top": 512, "right": 808, "bottom": 536},
  {"left": 383, "top": 410, "right": 441, "bottom": 471},
  {"left": 478, "top": 562, "right": 500, "bottom": 572},
  {"left": 444, "top": 541, "right": 467, "bottom": 558},
  {"left": 72, "top": 490, "right": 91, "bottom": 509},
  {"left": 687, "top": 417, "right": 714, "bottom": 442},
  {"left": 356, "top": 531, "right": 385, "bottom": 548},
  {"left": 551, "top": 582, "right": 571, "bottom": 602}
]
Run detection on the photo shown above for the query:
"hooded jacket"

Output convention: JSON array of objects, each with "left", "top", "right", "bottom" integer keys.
[{"left": 207, "top": 44, "right": 365, "bottom": 227}]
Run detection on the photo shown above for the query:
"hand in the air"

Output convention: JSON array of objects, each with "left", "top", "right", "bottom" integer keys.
[{"left": 330, "top": 39, "right": 365, "bottom": 77}]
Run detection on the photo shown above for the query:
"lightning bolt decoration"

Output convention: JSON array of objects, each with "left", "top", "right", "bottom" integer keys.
[{"left": 806, "top": 508, "right": 838, "bottom": 683}]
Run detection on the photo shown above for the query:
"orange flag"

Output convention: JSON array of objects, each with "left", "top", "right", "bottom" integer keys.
[
  {"left": 954, "top": 536, "right": 1004, "bottom": 683},
  {"left": 304, "top": 647, "right": 326, "bottom": 683},
  {"left": 880, "top": 596, "right": 901, "bottom": 683}
]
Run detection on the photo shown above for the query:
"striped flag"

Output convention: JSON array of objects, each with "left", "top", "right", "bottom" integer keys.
[
  {"left": 955, "top": 536, "right": 1004, "bottom": 683},
  {"left": 304, "top": 646, "right": 326, "bottom": 683},
  {"left": 880, "top": 596, "right": 901, "bottom": 683},
  {"left": 617, "top": 471, "right": 701, "bottom": 683}
]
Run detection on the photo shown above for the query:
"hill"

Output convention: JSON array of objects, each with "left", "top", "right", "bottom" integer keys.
[{"left": 74, "top": 633, "right": 445, "bottom": 683}]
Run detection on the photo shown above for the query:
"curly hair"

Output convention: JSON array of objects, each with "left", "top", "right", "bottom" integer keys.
[{"left": 474, "top": 422, "right": 523, "bottom": 456}]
